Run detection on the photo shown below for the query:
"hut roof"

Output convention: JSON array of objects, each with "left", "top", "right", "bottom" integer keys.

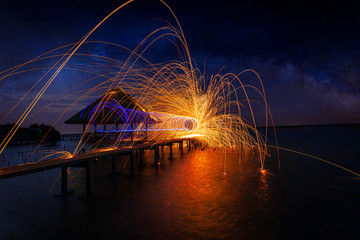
[{"left": 65, "top": 87, "right": 153, "bottom": 125}]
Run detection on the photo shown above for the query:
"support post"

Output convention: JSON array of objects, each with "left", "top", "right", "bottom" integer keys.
[
  {"left": 86, "top": 164, "right": 92, "bottom": 196},
  {"left": 130, "top": 151, "right": 135, "bottom": 176},
  {"left": 61, "top": 167, "right": 68, "bottom": 195},
  {"left": 130, "top": 123, "right": 134, "bottom": 143},
  {"left": 169, "top": 144, "right": 173, "bottom": 159},
  {"left": 179, "top": 141, "right": 183, "bottom": 153},
  {"left": 139, "top": 149, "right": 143, "bottom": 166},
  {"left": 159, "top": 145, "right": 163, "bottom": 159},
  {"left": 188, "top": 140, "right": 191, "bottom": 151},
  {"left": 145, "top": 122, "right": 148, "bottom": 141},
  {"left": 111, "top": 155, "right": 116, "bottom": 174},
  {"left": 154, "top": 145, "right": 159, "bottom": 165}
]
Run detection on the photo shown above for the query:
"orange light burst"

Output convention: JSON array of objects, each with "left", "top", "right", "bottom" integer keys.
[
  {"left": 0, "top": 0, "right": 275, "bottom": 172},
  {"left": 0, "top": 1, "right": 358, "bottom": 179}
]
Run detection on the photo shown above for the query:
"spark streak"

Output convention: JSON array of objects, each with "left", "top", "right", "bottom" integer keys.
[{"left": 0, "top": 0, "right": 274, "bottom": 172}]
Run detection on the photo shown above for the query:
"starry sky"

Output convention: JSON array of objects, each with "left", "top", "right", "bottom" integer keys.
[{"left": 0, "top": 0, "right": 359, "bottom": 132}]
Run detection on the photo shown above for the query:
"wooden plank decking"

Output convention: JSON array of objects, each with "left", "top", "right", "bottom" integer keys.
[{"left": 0, "top": 138, "right": 188, "bottom": 180}]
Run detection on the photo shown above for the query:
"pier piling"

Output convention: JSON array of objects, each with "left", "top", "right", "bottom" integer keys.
[
  {"left": 154, "top": 145, "right": 160, "bottom": 165},
  {"left": 179, "top": 141, "right": 183, "bottom": 153},
  {"left": 111, "top": 155, "right": 116, "bottom": 175},
  {"left": 86, "top": 164, "right": 92, "bottom": 196},
  {"left": 169, "top": 144, "right": 173, "bottom": 159},
  {"left": 61, "top": 167, "right": 68, "bottom": 195},
  {"left": 129, "top": 151, "right": 135, "bottom": 176},
  {"left": 139, "top": 149, "right": 143, "bottom": 166},
  {"left": 0, "top": 138, "right": 192, "bottom": 197}
]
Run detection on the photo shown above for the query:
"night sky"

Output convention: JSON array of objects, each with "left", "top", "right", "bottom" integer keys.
[{"left": 0, "top": 0, "right": 360, "bottom": 132}]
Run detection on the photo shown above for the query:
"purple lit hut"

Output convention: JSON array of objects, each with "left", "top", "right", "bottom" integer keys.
[{"left": 65, "top": 87, "right": 157, "bottom": 139}]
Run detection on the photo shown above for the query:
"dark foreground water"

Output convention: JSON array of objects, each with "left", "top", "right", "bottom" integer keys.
[{"left": 0, "top": 125, "right": 359, "bottom": 239}]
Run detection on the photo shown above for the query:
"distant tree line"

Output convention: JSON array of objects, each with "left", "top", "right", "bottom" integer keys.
[{"left": 0, "top": 123, "right": 61, "bottom": 144}]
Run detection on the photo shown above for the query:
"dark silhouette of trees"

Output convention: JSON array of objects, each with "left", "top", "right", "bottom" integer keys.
[{"left": 0, "top": 123, "right": 61, "bottom": 144}]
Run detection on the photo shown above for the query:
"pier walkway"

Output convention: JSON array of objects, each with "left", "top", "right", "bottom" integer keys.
[{"left": 0, "top": 138, "right": 193, "bottom": 196}]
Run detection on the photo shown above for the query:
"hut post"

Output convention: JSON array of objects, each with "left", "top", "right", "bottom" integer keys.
[
  {"left": 130, "top": 123, "right": 134, "bottom": 143},
  {"left": 145, "top": 122, "right": 148, "bottom": 141}
]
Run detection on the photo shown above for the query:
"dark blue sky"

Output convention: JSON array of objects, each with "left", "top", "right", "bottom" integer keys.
[{"left": 0, "top": 0, "right": 360, "bottom": 132}]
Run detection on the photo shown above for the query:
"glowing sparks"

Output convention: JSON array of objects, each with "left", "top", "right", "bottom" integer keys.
[
  {"left": 0, "top": 1, "right": 273, "bottom": 173},
  {"left": 37, "top": 150, "right": 73, "bottom": 162},
  {"left": 181, "top": 134, "right": 203, "bottom": 138},
  {"left": 0, "top": 0, "right": 358, "bottom": 181}
]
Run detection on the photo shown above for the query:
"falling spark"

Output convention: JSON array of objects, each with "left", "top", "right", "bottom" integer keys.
[{"left": 0, "top": 1, "right": 277, "bottom": 174}]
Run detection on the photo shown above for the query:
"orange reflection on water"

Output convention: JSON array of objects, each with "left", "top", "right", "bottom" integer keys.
[
  {"left": 165, "top": 148, "right": 245, "bottom": 232},
  {"left": 256, "top": 169, "right": 273, "bottom": 202}
]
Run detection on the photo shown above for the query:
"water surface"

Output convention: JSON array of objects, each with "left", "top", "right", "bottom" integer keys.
[{"left": 0, "top": 126, "right": 359, "bottom": 239}]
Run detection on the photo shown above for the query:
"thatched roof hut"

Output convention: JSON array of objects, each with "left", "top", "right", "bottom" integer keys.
[{"left": 65, "top": 87, "right": 156, "bottom": 127}]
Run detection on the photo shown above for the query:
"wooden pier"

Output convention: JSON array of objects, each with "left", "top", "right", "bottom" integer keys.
[{"left": 0, "top": 138, "right": 192, "bottom": 196}]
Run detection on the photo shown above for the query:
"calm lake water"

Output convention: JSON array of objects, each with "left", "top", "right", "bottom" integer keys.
[{"left": 0, "top": 125, "right": 359, "bottom": 239}]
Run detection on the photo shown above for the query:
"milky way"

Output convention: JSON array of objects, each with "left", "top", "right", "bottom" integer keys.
[{"left": 0, "top": 0, "right": 359, "bottom": 132}]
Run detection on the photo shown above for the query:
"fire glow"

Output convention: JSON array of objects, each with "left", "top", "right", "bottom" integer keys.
[{"left": 0, "top": 0, "right": 275, "bottom": 172}]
